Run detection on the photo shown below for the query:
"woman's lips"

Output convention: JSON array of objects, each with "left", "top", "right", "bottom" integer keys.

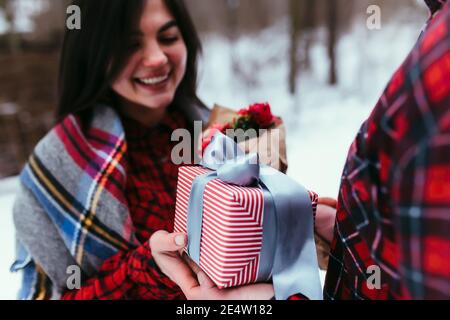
[
  {"left": 134, "top": 72, "right": 171, "bottom": 92},
  {"left": 137, "top": 74, "right": 169, "bottom": 85}
]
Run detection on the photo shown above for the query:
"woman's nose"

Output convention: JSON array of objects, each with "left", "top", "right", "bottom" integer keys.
[{"left": 142, "top": 43, "right": 168, "bottom": 68}]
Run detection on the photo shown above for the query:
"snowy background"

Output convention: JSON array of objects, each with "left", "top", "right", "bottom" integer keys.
[
  {"left": 198, "top": 18, "right": 423, "bottom": 197},
  {"left": 0, "top": 177, "right": 21, "bottom": 300},
  {"left": 0, "top": 1, "right": 427, "bottom": 300}
]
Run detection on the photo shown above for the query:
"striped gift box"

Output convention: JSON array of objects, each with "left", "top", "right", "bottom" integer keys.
[{"left": 174, "top": 165, "right": 265, "bottom": 289}]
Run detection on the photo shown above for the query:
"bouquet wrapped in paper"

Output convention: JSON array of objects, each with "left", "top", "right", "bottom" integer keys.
[
  {"left": 174, "top": 103, "right": 322, "bottom": 300},
  {"left": 201, "top": 103, "right": 288, "bottom": 173}
]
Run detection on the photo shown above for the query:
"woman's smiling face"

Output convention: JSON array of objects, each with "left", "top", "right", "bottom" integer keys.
[{"left": 112, "top": 0, "right": 187, "bottom": 116}]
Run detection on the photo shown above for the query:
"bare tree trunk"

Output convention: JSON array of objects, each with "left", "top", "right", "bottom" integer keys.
[
  {"left": 327, "top": 0, "right": 338, "bottom": 85},
  {"left": 289, "top": 0, "right": 301, "bottom": 95},
  {"left": 225, "top": 0, "right": 239, "bottom": 61},
  {"left": 301, "top": 0, "right": 316, "bottom": 71},
  {"left": 3, "top": 0, "right": 21, "bottom": 55}
]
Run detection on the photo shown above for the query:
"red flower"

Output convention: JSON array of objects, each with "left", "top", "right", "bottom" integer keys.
[
  {"left": 202, "top": 102, "right": 276, "bottom": 154},
  {"left": 248, "top": 103, "right": 275, "bottom": 128},
  {"left": 238, "top": 108, "right": 250, "bottom": 117}
]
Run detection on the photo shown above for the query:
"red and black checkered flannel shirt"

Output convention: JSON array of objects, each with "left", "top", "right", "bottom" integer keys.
[{"left": 324, "top": 0, "right": 450, "bottom": 300}]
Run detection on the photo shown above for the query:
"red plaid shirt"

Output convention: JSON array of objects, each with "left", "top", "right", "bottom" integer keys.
[{"left": 324, "top": 0, "right": 450, "bottom": 300}]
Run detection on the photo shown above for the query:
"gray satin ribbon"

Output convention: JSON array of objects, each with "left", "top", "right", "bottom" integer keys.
[{"left": 186, "top": 133, "right": 322, "bottom": 300}]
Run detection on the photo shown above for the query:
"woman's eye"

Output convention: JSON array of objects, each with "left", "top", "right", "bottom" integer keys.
[{"left": 159, "top": 36, "right": 179, "bottom": 45}]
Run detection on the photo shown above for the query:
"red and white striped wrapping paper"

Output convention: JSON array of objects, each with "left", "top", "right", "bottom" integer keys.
[{"left": 174, "top": 166, "right": 265, "bottom": 289}]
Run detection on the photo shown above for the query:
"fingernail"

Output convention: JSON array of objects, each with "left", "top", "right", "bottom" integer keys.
[{"left": 175, "top": 235, "right": 185, "bottom": 247}]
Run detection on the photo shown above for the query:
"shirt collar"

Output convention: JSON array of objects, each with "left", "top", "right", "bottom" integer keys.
[
  {"left": 121, "top": 106, "right": 186, "bottom": 140},
  {"left": 424, "top": 0, "right": 448, "bottom": 15}
]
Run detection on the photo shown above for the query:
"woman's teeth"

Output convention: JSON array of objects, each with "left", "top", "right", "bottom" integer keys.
[{"left": 137, "top": 75, "right": 169, "bottom": 85}]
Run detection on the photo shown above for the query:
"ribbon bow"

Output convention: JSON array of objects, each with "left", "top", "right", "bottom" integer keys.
[
  {"left": 201, "top": 133, "right": 261, "bottom": 186},
  {"left": 187, "top": 132, "right": 322, "bottom": 300}
]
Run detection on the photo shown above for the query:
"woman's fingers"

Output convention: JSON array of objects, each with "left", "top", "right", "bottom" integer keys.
[
  {"left": 149, "top": 231, "right": 200, "bottom": 293},
  {"left": 315, "top": 204, "right": 337, "bottom": 244},
  {"left": 148, "top": 230, "right": 275, "bottom": 301},
  {"left": 197, "top": 270, "right": 216, "bottom": 289},
  {"left": 224, "top": 283, "right": 275, "bottom": 300},
  {"left": 182, "top": 253, "right": 202, "bottom": 274},
  {"left": 149, "top": 230, "right": 187, "bottom": 254},
  {"left": 168, "top": 258, "right": 200, "bottom": 292},
  {"left": 186, "top": 281, "right": 274, "bottom": 300},
  {"left": 181, "top": 270, "right": 218, "bottom": 300},
  {"left": 318, "top": 197, "right": 337, "bottom": 208}
]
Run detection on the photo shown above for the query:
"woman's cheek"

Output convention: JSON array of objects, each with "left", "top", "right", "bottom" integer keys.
[
  {"left": 172, "top": 44, "right": 188, "bottom": 80},
  {"left": 121, "top": 55, "right": 140, "bottom": 81}
]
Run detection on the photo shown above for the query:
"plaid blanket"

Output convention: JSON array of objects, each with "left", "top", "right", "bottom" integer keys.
[{"left": 11, "top": 103, "right": 208, "bottom": 299}]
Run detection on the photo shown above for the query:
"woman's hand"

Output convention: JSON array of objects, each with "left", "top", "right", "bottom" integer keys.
[
  {"left": 182, "top": 255, "right": 275, "bottom": 300},
  {"left": 187, "top": 271, "right": 274, "bottom": 300},
  {"left": 315, "top": 198, "right": 337, "bottom": 244},
  {"left": 149, "top": 231, "right": 199, "bottom": 290},
  {"left": 149, "top": 230, "right": 275, "bottom": 300}
]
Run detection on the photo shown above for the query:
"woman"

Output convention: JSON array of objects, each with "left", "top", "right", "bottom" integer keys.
[
  {"left": 11, "top": 0, "right": 335, "bottom": 300},
  {"left": 10, "top": 0, "right": 278, "bottom": 300}
]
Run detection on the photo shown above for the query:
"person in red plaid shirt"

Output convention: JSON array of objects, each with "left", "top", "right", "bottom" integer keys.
[{"left": 322, "top": 0, "right": 450, "bottom": 300}]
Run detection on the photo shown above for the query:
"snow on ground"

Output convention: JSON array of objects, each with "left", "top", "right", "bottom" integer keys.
[
  {"left": 0, "top": 177, "right": 21, "bottom": 300},
  {"left": 0, "top": 15, "right": 423, "bottom": 299}
]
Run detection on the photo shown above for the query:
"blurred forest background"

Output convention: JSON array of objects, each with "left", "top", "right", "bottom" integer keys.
[{"left": 0, "top": 0, "right": 428, "bottom": 178}]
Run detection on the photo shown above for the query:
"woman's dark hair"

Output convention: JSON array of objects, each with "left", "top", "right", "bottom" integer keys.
[{"left": 57, "top": 0, "right": 204, "bottom": 121}]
